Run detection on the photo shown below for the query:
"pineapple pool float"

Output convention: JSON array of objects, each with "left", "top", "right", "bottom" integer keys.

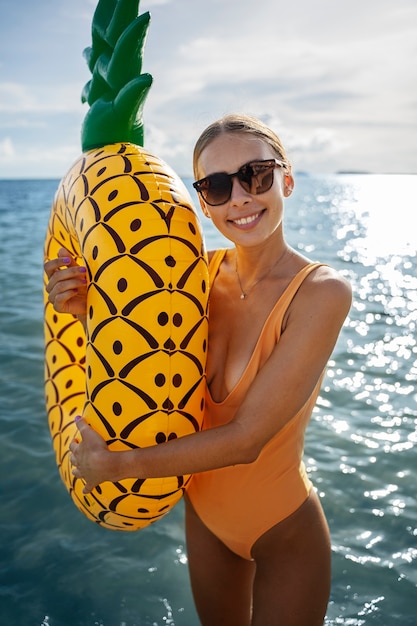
[{"left": 44, "top": 0, "right": 209, "bottom": 531}]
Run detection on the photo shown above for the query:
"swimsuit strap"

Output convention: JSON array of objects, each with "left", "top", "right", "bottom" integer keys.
[
  {"left": 278, "top": 262, "right": 324, "bottom": 309},
  {"left": 208, "top": 249, "right": 228, "bottom": 286}
]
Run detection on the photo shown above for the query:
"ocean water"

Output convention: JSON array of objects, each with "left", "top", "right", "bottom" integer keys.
[{"left": 0, "top": 174, "right": 416, "bottom": 626}]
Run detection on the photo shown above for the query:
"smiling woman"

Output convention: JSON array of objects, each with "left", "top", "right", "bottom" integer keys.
[{"left": 47, "top": 112, "right": 352, "bottom": 626}]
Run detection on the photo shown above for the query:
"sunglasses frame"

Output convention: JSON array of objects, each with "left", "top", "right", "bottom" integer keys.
[{"left": 193, "top": 158, "right": 286, "bottom": 206}]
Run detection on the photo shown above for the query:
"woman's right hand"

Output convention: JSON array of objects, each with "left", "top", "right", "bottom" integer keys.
[{"left": 44, "top": 247, "right": 88, "bottom": 318}]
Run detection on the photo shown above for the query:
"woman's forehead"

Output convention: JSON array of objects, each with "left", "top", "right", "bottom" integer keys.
[{"left": 197, "top": 134, "right": 275, "bottom": 176}]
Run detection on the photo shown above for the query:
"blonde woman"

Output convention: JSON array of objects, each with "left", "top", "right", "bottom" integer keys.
[{"left": 46, "top": 114, "right": 351, "bottom": 625}]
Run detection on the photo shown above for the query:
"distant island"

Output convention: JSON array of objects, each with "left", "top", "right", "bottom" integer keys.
[{"left": 336, "top": 170, "right": 373, "bottom": 175}]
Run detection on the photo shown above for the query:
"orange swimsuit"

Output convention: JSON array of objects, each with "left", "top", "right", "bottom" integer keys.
[{"left": 186, "top": 250, "right": 325, "bottom": 560}]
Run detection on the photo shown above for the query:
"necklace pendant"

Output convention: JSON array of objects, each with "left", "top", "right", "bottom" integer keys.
[{"left": 240, "top": 293, "right": 246, "bottom": 300}]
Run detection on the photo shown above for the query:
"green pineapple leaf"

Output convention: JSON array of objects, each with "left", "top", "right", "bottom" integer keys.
[{"left": 81, "top": 0, "right": 153, "bottom": 151}]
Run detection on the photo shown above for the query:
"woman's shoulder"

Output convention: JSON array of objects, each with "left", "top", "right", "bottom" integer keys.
[
  {"left": 308, "top": 263, "right": 351, "bottom": 293},
  {"left": 287, "top": 251, "right": 351, "bottom": 302},
  {"left": 282, "top": 261, "right": 352, "bottom": 342},
  {"left": 300, "top": 262, "right": 352, "bottom": 315}
]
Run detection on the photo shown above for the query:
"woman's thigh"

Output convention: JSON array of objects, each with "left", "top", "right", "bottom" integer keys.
[
  {"left": 185, "top": 498, "right": 255, "bottom": 626},
  {"left": 251, "top": 490, "right": 331, "bottom": 626}
]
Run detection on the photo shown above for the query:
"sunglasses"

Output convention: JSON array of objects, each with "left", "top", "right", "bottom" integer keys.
[{"left": 193, "top": 158, "right": 286, "bottom": 206}]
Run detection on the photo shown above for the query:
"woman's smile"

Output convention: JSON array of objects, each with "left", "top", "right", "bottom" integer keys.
[{"left": 230, "top": 210, "right": 264, "bottom": 228}]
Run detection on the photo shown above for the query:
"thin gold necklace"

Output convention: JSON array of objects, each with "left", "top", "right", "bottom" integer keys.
[{"left": 235, "top": 248, "right": 288, "bottom": 300}]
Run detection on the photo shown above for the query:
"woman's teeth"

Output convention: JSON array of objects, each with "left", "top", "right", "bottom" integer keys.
[{"left": 234, "top": 212, "right": 260, "bottom": 226}]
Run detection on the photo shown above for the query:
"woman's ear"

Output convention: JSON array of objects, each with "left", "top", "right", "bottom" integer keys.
[{"left": 284, "top": 173, "right": 294, "bottom": 197}]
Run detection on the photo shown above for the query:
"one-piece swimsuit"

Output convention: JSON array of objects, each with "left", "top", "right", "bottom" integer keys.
[{"left": 186, "top": 250, "right": 325, "bottom": 560}]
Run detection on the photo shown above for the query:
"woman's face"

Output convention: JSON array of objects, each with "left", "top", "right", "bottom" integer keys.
[{"left": 196, "top": 132, "right": 293, "bottom": 248}]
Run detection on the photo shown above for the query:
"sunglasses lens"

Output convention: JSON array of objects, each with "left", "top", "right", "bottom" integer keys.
[
  {"left": 198, "top": 173, "right": 231, "bottom": 206},
  {"left": 239, "top": 162, "right": 275, "bottom": 195}
]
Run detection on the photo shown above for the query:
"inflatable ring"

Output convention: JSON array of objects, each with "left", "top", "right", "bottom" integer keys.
[
  {"left": 44, "top": 143, "right": 208, "bottom": 530},
  {"left": 43, "top": 0, "right": 208, "bottom": 530}
]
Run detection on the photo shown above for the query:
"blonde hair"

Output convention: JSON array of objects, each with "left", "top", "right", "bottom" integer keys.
[{"left": 193, "top": 113, "right": 291, "bottom": 178}]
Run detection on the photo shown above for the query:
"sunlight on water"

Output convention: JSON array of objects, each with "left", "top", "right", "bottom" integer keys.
[
  {"left": 335, "top": 175, "right": 416, "bottom": 261},
  {"left": 294, "top": 175, "right": 417, "bottom": 625}
]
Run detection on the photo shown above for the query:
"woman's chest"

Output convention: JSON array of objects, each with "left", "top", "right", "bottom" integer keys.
[{"left": 206, "top": 293, "right": 274, "bottom": 402}]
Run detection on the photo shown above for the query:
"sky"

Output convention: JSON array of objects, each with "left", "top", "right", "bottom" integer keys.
[{"left": 0, "top": 0, "right": 416, "bottom": 179}]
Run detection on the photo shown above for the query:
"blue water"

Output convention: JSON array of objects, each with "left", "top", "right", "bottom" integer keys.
[{"left": 0, "top": 175, "right": 416, "bottom": 625}]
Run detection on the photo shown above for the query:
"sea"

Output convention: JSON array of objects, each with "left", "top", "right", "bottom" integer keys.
[{"left": 0, "top": 174, "right": 416, "bottom": 626}]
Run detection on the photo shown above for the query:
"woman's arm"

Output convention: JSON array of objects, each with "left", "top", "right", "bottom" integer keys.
[{"left": 70, "top": 266, "right": 352, "bottom": 494}]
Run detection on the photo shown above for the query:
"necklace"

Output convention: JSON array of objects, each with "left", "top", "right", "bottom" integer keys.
[{"left": 235, "top": 248, "right": 288, "bottom": 300}]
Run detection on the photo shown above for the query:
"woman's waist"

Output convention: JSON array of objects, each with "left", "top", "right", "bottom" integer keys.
[{"left": 187, "top": 457, "right": 312, "bottom": 519}]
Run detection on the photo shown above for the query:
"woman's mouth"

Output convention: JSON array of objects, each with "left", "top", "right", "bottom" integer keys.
[{"left": 231, "top": 211, "right": 263, "bottom": 227}]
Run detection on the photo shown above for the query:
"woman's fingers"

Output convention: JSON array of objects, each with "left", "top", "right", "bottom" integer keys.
[
  {"left": 46, "top": 273, "right": 86, "bottom": 312},
  {"left": 44, "top": 251, "right": 87, "bottom": 315},
  {"left": 44, "top": 256, "right": 72, "bottom": 281},
  {"left": 46, "top": 268, "right": 86, "bottom": 294},
  {"left": 68, "top": 418, "right": 111, "bottom": 494},
  {"left": 44, "top": 248, "right": 84, "bottom": 282}
]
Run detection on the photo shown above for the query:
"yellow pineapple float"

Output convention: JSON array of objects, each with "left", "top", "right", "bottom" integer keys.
[{"left": 44, "top": 0, "right": 208, "bottom": 530}]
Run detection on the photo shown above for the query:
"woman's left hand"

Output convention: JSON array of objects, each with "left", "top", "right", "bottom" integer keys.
[{"left": 69, "top": 418, "right": 115, "bottom": 494}]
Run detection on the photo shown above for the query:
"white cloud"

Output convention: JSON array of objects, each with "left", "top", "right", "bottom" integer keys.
[
  {"left": 0, "top": 82, "right": 85, "bottom": 114},
  {"left": 286, "top": 128, "right": 349, "bottom": 156},
  {"left": 145, "top": 5, "right": 414, "bottom": 129},
  {"left": 0, "top": 139, "right": 82, "bottom": 179},
  {"left": 0, "top": 137, "right": 15, "bottom": 159},
  {"left": 0, "top": 84, "right": 38, "bottom": 113}
]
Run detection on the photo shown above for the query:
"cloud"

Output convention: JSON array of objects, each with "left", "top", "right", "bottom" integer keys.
[
  {"left": 0, "top": 137, "right": 15, "bottom": 158},
  {"left": 0, "top": 136, "right": 81, "bottom": 178},
  {"left": 286, "top": 127, "right": 350, "bottom": 155},
  {"left": 0, "top": 83, "right": 38, "bottom": 113},
  {"left": 0, "top": 82, "right": 85, "bottom": 114},
  {"left": 145, "top": 0, "right": 416, "bottom": 120}
]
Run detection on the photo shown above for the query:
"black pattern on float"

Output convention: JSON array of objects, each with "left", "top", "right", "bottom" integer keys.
[{"left": 44, "top": 143, "right": 209, "bottom": 530}]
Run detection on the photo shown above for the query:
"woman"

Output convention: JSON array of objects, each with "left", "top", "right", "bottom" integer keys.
[{"left": 45, "top": 114, "right": 352, "bottom": 625}]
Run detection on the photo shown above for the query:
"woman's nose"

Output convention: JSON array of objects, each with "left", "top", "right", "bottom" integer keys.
[{"left": 229, "top": 177, "right": 251, "bottom": 205}]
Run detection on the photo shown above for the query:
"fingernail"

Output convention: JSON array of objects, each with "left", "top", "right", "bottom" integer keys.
[
  {"left": 75, "top": 415, "right": 82, "bottom": 422},
  {"left": 79, "top": 266, "right": 87, "bottom": 273},
  {"left": 63, "top": 257, "right": 71, "bottom": 264}
]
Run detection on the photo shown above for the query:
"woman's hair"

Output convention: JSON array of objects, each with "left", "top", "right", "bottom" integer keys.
[{"left": 193, "top": 113, "right": 291, "bottom": 178}]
